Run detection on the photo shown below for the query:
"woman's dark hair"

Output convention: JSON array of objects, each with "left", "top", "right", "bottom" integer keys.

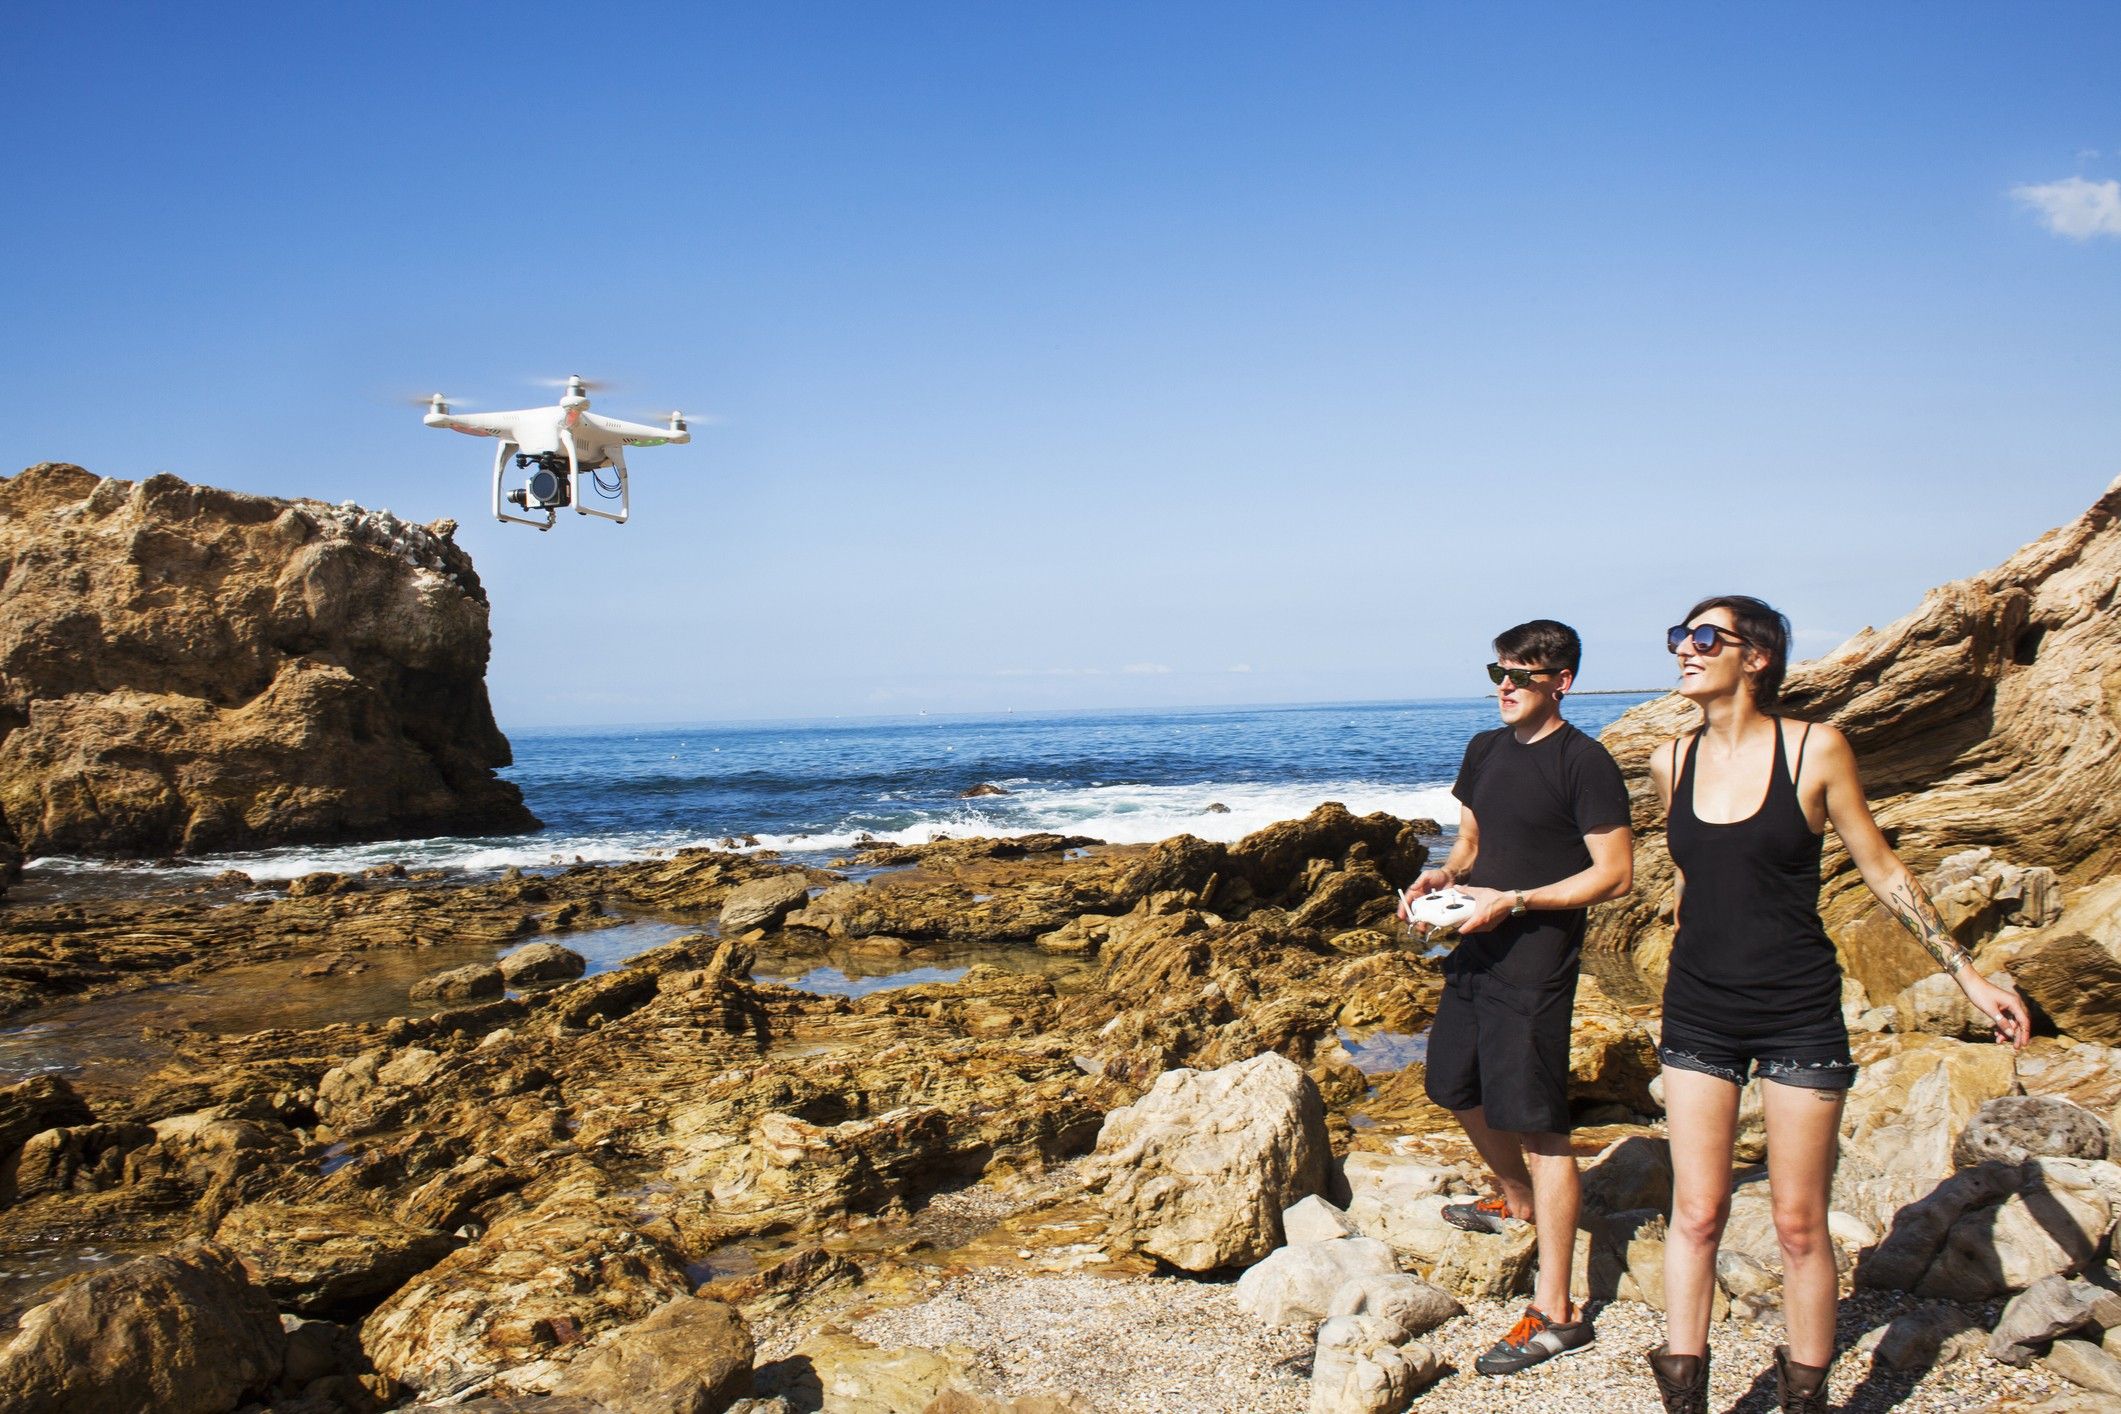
[{"left": 1684, "top": 594, "right": 1792, "bottom": 706}]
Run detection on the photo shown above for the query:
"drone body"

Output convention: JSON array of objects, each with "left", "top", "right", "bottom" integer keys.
[{"left": 422, "top": 376, "right": 690, "bottom": 530}]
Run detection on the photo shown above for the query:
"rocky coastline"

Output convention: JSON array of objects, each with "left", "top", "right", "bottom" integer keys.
[{"left": 0, "top": 482, "right": 2118, "bottom": 1412}]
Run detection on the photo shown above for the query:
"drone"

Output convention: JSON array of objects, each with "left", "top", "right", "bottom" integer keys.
[{"left": 421, "top": 375, "right": 691, "bottom": 530}]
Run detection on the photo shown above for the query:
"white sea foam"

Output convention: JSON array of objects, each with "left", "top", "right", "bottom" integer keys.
[{"left": 21, "top": 779, "right": 1458, "bottom": 890}]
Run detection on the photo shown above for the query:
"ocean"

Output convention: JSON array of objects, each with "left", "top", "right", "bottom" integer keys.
[{"left": 20, "top": 695, "right": 1658, "bottom": 892}]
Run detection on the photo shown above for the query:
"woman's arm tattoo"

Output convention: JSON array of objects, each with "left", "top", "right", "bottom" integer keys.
[{"left": 1885, "top": 876, "right": 1972, "bottom": 974}]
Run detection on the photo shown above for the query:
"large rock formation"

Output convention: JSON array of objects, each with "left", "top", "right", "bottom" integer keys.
[
  {"left": 0, "top": 464, "right": 534, "bottom": 884},
  {"left": 1591, "top": 477, "right": 2121, "bottom": 986}
]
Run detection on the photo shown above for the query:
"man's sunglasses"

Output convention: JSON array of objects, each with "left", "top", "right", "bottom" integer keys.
[
  {"left": 1487, "top": 663, "right": 1561, "bottom": 688},
  {"left": 1666, "top": 624, "right": 1751, "bottom": 655}
]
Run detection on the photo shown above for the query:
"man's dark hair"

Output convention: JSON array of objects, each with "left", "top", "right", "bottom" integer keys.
[
  {"left": 1682, "top": 594, "right": 1793, "bottom": 706},
  {"left": 1493, "top": 619, "right": 1582, "bottom": 676}
]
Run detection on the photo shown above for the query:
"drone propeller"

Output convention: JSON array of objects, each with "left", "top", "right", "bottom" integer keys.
[{"left": 533, "top": 375, "right": 616, "bottom": 393}]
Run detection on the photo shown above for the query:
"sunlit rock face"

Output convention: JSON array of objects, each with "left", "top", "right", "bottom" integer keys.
[{"left": 0, "top": 463, "right": 535, "bottom": 881}]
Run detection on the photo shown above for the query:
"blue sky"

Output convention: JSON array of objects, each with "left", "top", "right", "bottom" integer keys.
[{"left": 6, "top": 3, "right": 2117, "bottom": 726}]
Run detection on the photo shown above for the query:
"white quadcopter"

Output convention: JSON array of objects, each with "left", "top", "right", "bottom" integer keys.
[{"left": 422, "top": 376, "right": 691, "bottom": 530}]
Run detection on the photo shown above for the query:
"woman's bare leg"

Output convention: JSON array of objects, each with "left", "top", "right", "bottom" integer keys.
[
  {"left": 1662, "top": 1067, "right": 1740, "bottom": 1357},
  {"left": 1761, "top": 1079, "right": 1845, "bottom": 1367}
]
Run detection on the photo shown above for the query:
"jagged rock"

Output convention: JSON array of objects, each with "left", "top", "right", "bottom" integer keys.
[
  {"left": 2045, "top": 1339, "right": 2121, "bottom": 1397},
  {"left": 1086, "top": 1051, "right": 1329, "bottom": 1272},
  {"left": 708, "top": 1107, "right": 957, "bottom": 1231},
  {"left": 215, "top": 1200, "right": 457, "bottom": 1317},
  {"left": 360, "top": 1185, "right": 694, "bottom": 1394},
  {"left": 719, "top": 874, "right": 813, "bottom": 934},
  {"left": 2017, "top": 1037, "right": 2121, "bottom": 1133},
  {"left": 1340, "top": 1154, "right": 1452, "bottom": 1254},
  {"left": 1284, "top": 1194, "right": 1358, "bottom": 1244},
  {"left": 1323, "top": 1272, "right": 1463, "bottom": 1338},
  {"left": 1234, "top": 1236, "right": 1399, "bottom": 1327},
  {"left": 959, "top": 783, "right": 1009, "bottom": 798},
  {"left": 1567, "top": 976, "right": 1660, "bottom": 1110},
  {"left": 2007, "top": 931, "right": 2121, "bottom": 1047},
  {"left": 498, "top": 942, "right": 587, "bottom": 986},
  {"left": 0, "top": 1241, "right": 285, "bottom": 1412},
  {"left": 1866, "top": 1160, "right": 2116, "bottom": 1302},
  {"left": 1591, "top": 479, "right": 2121, "bottom": 996},
  {"left": 0, "top": 463, "right": 534, "bottom": 864},
  {"left": 1426, "top": 1218, "right": 1538, "bottom": 1300},
  {"left": 410, "top": 962, "right": 504, "bottom": 1003},
  {"left": 552, "top": 1295, "right": 753, "bottom": 1414},
  {"left": 1839, "top": 1036, "right": 2017, "bottom": 1224},
  {"left": 0, "top": 1075, "right": 93, "bottom": 1164},
  {"left": 1862, "top": 1303, "right": 1985, "bottom": 1370},
  {"left": 1309, "top": 1314, "right": 1439, "bottom": 1414},
  {"left": 757, "top": 1333, "right": 994, "bottom": 1413},
  {"left": 1892, "top": 972, "right": 1995, "bottom": 1040},
  {"left": 1579, "top": 1135, "right": 1673, "bottom": 1219},
  {"left": 1991, "top": 1274, "right": 2121, "bottom": 1365},
  {"left": 1955, "top": 1097, "right": 2114, "bottom": 1169}
]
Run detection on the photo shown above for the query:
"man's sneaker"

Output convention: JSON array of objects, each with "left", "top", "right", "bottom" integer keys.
[
  {"left": 1474, "top": 1304, "right": 1595, "bottom": 1375},
  {"left": 1440, "top": 1195, "right": 1523, "bottom": 1234}
]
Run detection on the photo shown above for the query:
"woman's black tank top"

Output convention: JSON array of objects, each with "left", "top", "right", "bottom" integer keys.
[{"left": 1663, "top": 719, "right": 1844, "bottom": 1033}]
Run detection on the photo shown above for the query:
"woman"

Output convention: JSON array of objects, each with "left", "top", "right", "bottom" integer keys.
[{"left": 1642, "top": 595, "right": 2029, "bottom": 1414}]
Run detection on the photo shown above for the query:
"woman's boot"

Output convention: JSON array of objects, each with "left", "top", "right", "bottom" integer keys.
[
  {"left": 1646, "top": 1344, "right": 1709, "bottom": 1414},
  {"left": 1774, "top": 1345, "right": 1830, "bottom": 1413}
]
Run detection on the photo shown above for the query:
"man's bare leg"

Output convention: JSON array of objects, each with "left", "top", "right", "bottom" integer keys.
[
  {"left": 1452, "top": 1105, "right": 1536, "bottom": 1218},
  {"left": 1521, "top": 1130, "right": 1581, "bottom": 1321}
]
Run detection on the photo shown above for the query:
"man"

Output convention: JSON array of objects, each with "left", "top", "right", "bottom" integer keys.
[{"left": 1400, "top": 618, "right": 1634, "bottom": 1375}]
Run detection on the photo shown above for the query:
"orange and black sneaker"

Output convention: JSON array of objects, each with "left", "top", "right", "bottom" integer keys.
[
  {"left": 1440, "top": 1194, "right": 1523, "bottom": 1234},
  {"left": 1475, "top": 1303, "right": 1595, "bottom": 1375}
]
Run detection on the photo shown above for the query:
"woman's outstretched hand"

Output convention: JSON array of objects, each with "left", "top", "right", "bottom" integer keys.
[{"left": 1961, "top": 971, "right": 2032, "bottom": 1050}]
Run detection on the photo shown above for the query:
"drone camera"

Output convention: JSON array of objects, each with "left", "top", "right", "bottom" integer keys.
[{"left": 506, "top": 453, "right": 573, "bottom": 510}]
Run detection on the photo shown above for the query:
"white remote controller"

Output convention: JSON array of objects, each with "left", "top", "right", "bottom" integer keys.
[{"left": 1404, "top": 887, "right": 1478, "bottom": 931}]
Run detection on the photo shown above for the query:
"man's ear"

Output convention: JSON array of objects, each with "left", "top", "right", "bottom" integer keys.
[{"left": 1557, "top": 668, "right": 1576, "bottom": 696}]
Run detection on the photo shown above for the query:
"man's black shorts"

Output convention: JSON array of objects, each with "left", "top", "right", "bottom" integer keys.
[{"left": 1422, "top": 967, "right": 1578, "bottom": 1134}]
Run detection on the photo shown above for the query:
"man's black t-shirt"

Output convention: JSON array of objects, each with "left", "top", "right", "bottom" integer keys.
[{"left": 1448, "top": 720, "right": 1631, "bottom": 989}]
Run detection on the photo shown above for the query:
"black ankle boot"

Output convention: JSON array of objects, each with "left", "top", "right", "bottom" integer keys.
[
  {"left": 1774, "top": 1344, "right": 1830, "bottom": 1414},
  {"left": 1646, "top": 1344, "right": 1708, "bottom": 1414}
]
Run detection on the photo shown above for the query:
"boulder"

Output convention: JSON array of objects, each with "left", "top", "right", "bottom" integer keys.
[
  {"left": 2008, "top": 932, "right": 2121, "bottom": 1046},
  {"left": 719, "top": 874, "right": 813, "bottom": 934},
  {"left": 554, "top": 1296, "right": 753, "bottom": 1414},
  {"left": 1323, "top": 1273, "right": 1462, "bottom": 1339},
  {"left": 1426, "top": 1219, "right": 1538, "bottom": 1300},
  {"left": 1284, "top": 1195, "right": 1359, "bottom": 1245},
  {"left": 1839, "top": 1035, "right": 2017, "bottom": 1223},
  {"left": 2045, "top": 1339, "right": 2121, "bottom": 1397},
  {"left": 1991, "top": 1274, "right": 2121, "bottom": 1365},
  {"left": 1340, "top": 1154, "right": 1452, "bottom": 1253},
  {"left": 0, "top": 1241, "right": 285, "bottom": 1413},
  {"left": 1233, "top": 1237, "right": 1399, "bottom": 1328},
  {"left": 0, "top": 463, "right": 534, "bottom": 862},
  {"left": 409, "top": 962, "right": 504, "bottom": 1004},
  {"left": 1579, "top": 1135, "right": 1673, "bottom": 1219},
  {"left": 499, "top": 942, "right": 587, "bottom": 986},
  {"left": 215, "top": 1200, "right": 458, "bottom": 1317},
  {"left": 361, "top": 1187, "right": 694, "bottom": 1394},
  {"left": 1566, "top": 976, "right": 1659, "bottom": 1110},
  {"left": 0, "top": 1075, "right": 93, "bottom": 1163},
  {"left": 1892, "top": 972, "right": 1994, "bottom": 1040},
  {"left": 1086, "top": 1051, "right": 1329, "bottom": 1271},
  {"left": 1955, "top": 1097, "right": 2114, "bottom": 1169},
  {"left": 1308, "top": 1314, "right": 1440, "bottom": 1414},
  {"left": 1862, "top": 1303, "right": 1986, "bottom": 1371}
]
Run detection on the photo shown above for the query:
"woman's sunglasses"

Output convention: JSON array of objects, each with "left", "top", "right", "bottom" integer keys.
[
  {"left": 1666, "top": 624, "right": 1751, "bottom": 655},
  {"left": 1487, "top": 663, "right": 1560, "bottom": 688}
]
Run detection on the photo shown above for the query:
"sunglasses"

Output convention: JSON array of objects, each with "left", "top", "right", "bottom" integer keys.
[
  {"left": 1666, "top": 624, "right": 1751, "bottom": 655},
  {"left": 1487, "top": 663, "right": 1561, "bottom": 688}
]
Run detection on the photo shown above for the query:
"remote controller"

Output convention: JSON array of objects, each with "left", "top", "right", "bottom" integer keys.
[{"left": 1403, "top": 887, "right": 1478, "bottom": 931}]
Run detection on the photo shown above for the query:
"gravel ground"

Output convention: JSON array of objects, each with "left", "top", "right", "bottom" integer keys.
[{"left": 845, "top": 1272, "right": 2076, "bottom": 1413}]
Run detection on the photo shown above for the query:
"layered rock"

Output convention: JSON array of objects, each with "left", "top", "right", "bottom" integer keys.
[
  {"left": 1591, "top": 477, "right": 2121, "bottom": 993},
  {"left": 0, "top": 463, "right": 535, "bottom": 880}
]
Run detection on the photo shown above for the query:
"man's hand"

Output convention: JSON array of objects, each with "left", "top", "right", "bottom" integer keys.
[
  {"left": 1452, "top": 885, "right": 1515, "bottom": 935},
  {"left": 1397, "top": 869, "right": 1457, "bottom": 922}
]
